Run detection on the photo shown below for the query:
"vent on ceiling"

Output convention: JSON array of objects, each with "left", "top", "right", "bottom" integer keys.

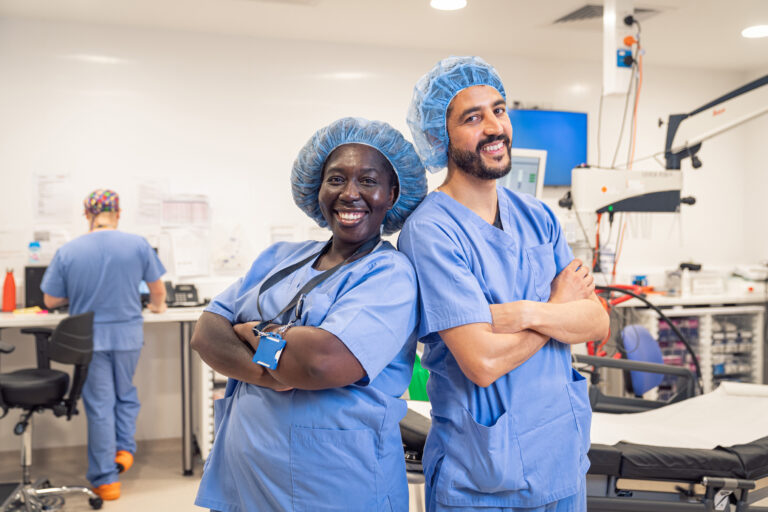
[{"left": 554, "top": 4, "right": 660, "bottom": 25}]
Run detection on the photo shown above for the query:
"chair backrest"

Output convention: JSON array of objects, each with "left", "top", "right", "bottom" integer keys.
[
  {"left": 621, "top": 325, "right": 664, "bottom": 396},
  {"left": 51, "top": 312, "right": 94, "bottom": 418},
  {"left": 49, "top": 312, "right": 94, "bottom": 366}
]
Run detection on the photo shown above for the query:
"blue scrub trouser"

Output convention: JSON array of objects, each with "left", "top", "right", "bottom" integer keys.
[{"left": 81, "top": 349, "right": 142, "bottom": 487}]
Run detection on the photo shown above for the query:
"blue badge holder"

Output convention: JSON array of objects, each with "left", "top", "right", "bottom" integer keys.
[{"left": 252, "top": 331, "right": 287, "bottom": 370}]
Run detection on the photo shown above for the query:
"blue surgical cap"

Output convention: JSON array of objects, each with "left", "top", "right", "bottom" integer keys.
[
  {"left": 407, "top": 56, "right": 506, "bottom": 173},
  {"left": 291, "top": 117, "right": 427, "bottom": 235}
]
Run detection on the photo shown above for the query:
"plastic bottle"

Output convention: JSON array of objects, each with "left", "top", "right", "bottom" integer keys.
[
  {"left": 680, "top": 267, "right": 691, "bottom": 298},
  {"left": 2, "top": 269, "right": 16, "bottom": 312},
  {"left": 28, "top": 241, "right": 41, "bottom": 264}
]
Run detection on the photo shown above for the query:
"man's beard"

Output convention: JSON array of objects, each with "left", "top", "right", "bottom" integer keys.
[{"left": 448, "top": 135, "right": 512, "bottom": 180}]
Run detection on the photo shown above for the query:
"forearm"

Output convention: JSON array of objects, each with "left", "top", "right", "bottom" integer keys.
[
  {"left": 481, "top": 329, "right": 551, "bottom": 382},
  {"left": 148, "top": 293, "right": 166, "bottom": 308},
  {"left": 43, "top": 294, "right": 68, "bottom": 309},
  {"left": 442, "top": 324, "right": 550, "bottom": 387},
  {"left": 524, "top": 297, "right": 609, "bottom": 343},
  {"left": 265, "top": 326, "right": 364, "bottom": 390},
  {"left": 190, "top": 312, "right": 281, "bottom": 387},
  {"left": 146, "top": 279, "right": 167, "bottom": 313}
]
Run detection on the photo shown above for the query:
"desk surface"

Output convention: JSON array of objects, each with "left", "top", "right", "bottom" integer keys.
[{"left": 0, "top": 307, "right": 205, "bottom": 328}]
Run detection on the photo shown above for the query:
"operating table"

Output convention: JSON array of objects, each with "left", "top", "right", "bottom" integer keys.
[{"left": 401, "top": 380, "right": 768, "bottom": 511}]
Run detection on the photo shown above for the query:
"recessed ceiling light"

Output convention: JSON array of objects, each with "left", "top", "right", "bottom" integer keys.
[
  {"left": 317, "top": 72, "right": 372, "bottom": 80},
  {"left": 430, "top": 0, "right": 467, "bottom": 11},
  {"left": 742, "top": 25, "right": 768, "bottom": 38},
  {"left": 62, "top": 54, "right": 127, "bottom": 64}
]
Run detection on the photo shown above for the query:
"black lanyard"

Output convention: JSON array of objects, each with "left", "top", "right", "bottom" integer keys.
[{"left": 254, "top": 235, "right": 383, "bottom": 330}]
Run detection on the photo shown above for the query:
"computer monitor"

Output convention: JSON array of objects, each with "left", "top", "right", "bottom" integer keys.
[
  {"left": 498, "top": 148, "right": 547, "bottom": 199},
  {"left": 25, "top": 266, "right": 47, "bottom": 308},
  {"left": 508, "top": 109, "right": 587, "bottom": 186}
]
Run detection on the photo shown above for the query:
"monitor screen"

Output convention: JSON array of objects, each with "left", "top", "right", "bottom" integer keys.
[
  {"left": 508, "top": 109, "right": 587, "bottom": 186},
  {"left": 25, "top": 266, "right": 47, "bottom": 308},
  {"left": 498, "top": 149, "right": 547, "bottom": 198}
]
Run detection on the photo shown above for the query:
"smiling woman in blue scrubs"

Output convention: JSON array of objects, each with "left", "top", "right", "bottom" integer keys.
[
  {"left": 400, "top": 57, "right": 610, "bottom": 511},
  {"left": 191, "top": 117, "right": 427, "bottom": 512}
]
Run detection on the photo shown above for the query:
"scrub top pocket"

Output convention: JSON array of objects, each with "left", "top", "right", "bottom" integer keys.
[
  {"left": 566, "top": 369, "right": 592, "bottom": 459},
  {"left": 525, "top": 243, "right": 557, "bottom": 301},
  {"left": 212, "top": 396, "right": 231, "bottom": 435},
  {"left": 290, "top": 426, "right": 379, "bottom": 512},
  {"left": 516, "top": 377, "right": 587, "bottom": 500},
  {"left": 436, "top": 408, "right": 527, "bottom": 506}
]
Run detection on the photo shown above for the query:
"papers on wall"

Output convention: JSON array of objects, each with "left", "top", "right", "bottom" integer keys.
[
  {"left": 158, "top": 228, "right": 210, "bottom": 278},
  {"left": 161, "top": 195, "right": 210, "bottom": 227},
  {"left": 137, "top": 180, "right": 167, "bottom": 225},
  {"left": 211, "top": 225, "right": 251, "bottom": 275},
  {"left": 34, "top": 174, "right": 72, "bottom": 222}
]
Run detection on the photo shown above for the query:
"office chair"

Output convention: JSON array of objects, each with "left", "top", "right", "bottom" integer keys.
[{"left": 0, "top": 312, "right": 103, "bottom": 511}]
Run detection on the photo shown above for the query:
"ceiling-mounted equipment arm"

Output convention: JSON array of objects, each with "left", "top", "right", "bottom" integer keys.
[{"left": 664, "top": 74, "right": 768, "bottom": 169}]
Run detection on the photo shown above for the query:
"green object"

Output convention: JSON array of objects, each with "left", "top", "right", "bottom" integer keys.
[{"left": 408, "top": 353, "right": 430, "bottom": 401}]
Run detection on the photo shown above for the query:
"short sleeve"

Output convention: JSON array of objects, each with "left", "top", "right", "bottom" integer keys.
[
  {"left": 399, "top": 221, "right": 492, "bottom": 339},
  {"left": 40, "top": 251, "right": 67, "bottom": 298},
  {"left": 142, "top": 239, "right": 166, "bottom": 283},
  {"left": 317, "top": 253, "right": 418, "bottom": 383},
  {"left": 205, "top": 276, "right": 244, "bottom": 323},
  {"left": 204, "top": 242, "right": 302, "bottom": 324}
]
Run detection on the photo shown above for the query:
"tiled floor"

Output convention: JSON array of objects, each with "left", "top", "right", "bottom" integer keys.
[{"left": 0, "top": 439, "right": 202, "bottom": 511}]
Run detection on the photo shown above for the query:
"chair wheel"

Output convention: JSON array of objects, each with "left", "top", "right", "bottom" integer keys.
[
  {"left": 13, "top": 422, "right": 25, "bottom": 435},
  {"left": 89, "top": 496, "right": 103, "bottom": 509}
]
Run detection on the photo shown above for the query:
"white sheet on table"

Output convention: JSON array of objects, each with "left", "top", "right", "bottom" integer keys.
[
  {"left": 407, "top": 382, "right": 768, "bottom": 450},
  {"left": 590, "top": 381, "right": 768, "bottom": 449}
]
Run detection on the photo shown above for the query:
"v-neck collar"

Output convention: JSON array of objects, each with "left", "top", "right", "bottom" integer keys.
[{"left": 432, "top": 186, "right": 517, "bottom": 247}]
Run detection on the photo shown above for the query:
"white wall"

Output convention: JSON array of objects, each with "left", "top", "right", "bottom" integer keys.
[
  {"left": 743, "top": 69, "right": 768, "bottom": 264},
  {"left": 0, "top": 18, "right": 764, "bottom": 448}
]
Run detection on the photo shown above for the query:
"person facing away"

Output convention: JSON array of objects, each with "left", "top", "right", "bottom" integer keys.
[
  {"left": 399, "top": 56, "right": 610, "bottom": 511},
  {"left": 41, "top": 188, "right": 167, "bottom": 501},
  {"left": 191, "top": 117, "right": 428, "bottom": 512}
]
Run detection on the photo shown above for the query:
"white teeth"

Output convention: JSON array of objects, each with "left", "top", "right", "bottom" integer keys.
[
  {"left": 338, "top": 211, "right": 365, "bottom": 221},
  {"left": 483, "top": 142, "right": 504, "bottom": 152}
]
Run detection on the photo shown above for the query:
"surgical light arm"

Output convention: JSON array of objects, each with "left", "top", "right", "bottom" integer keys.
[{"left": 665, "top": 74, "right": 768, "bottom": 169}]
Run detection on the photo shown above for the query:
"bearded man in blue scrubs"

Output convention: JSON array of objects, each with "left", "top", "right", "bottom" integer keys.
[{"left": 399, "top": 56, "right": 610, "bottom": 511}]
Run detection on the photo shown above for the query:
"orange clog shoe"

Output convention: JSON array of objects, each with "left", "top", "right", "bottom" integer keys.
[
  {"left": 115, "top": 450, "right": 134, "bottom": 473},
  {"left": 93, "top": 481, "right": 121, "bottom": 500}
]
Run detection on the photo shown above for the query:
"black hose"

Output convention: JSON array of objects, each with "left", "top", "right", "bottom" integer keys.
[{"left": 597, "top": 285, "right": 704, "bottom": 394}]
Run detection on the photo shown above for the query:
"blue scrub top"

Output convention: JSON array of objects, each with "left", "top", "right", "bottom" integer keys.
[
  {"left": 398, "top": 187, "right": 592, "bottom": 509},
  {"left": 41, "top": 230, "right": 166, "bottom": 351},
  {"left": 195, "top": 240, "right": 419, "bottom": 512}
]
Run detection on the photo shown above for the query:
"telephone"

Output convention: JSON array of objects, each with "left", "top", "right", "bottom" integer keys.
[{"left": 164, "top": 281, "right": 203, "bottom": 307}]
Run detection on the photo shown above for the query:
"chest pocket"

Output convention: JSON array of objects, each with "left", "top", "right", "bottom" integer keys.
[{"left": 524, "top": 243, "right": 557, "bottom": 301}]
